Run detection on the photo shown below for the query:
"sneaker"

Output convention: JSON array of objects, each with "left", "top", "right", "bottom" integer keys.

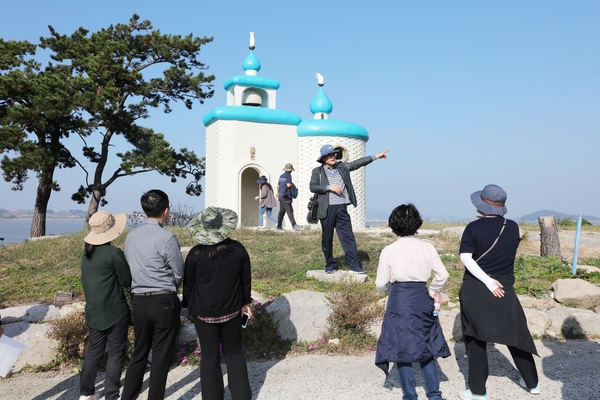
[
  {"left": 257, "top": 226, "right": 266, "bottom": 229},
  {"left": 292, "top": 224, "right": 302, "bottom": 231},
  {"left": 519, "top": 378, "right": 541, "bottom": 394},
  {"left": 458, "top": 389, "right": 488, "bottom": 399},
  {"left": 348, "top": 268, "right": 366, "bottom": 274},
  {"left": 275, "top": 227, "right": 285, "bottom": 232},
  {"left": 79, "top": 394, "right": 99, "bottom": 400},
  {"left": 325, "top": 267, "right": 338, "bottom": 274}
]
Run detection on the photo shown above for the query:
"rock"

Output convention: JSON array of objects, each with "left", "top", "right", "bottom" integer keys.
[
  {"left": 59, "top": 302, "right": 85, "bottom": 318},
  {"left": 306, "top": 270, "right": 368, "bottom": 283},
  {"left": 2, "top": 321, "right": 59, "bottom": 372},
  {"left": 447, "top": 301, "right": 458, "bottom": 309},
  {"left": 523, "top": 308, "right": 549, "bottom": 336},
  {"left": 177, "top": 320, "right": 198, "bottom": 344},
  {"left": 265, "top": 290, "right": 331, "bottom": 342},
  {"left": 553, "top": 278, "right": 600, "bottom": 309},
  {"left": 547, "top": 307, "right": 600, "bottom": 338},
  {"left": 517, "top": 295, "right": 558, "bottom": 311},
  {"left": 578, "top": 265, "right": 600, "bottom": 273},
  {"left": 0, "top": 304, "right": 59, "bottom": 324},
  {"left": 251, "top": 290, "right": 269, "bottom": 305}
]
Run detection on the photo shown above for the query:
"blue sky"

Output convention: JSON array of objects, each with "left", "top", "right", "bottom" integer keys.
[{"left": 1, "top": 1, "right": 599, "bottom": 221}]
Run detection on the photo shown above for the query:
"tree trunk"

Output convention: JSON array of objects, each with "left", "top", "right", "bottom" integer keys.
[
  {"left": 83, "top": 188, "right": 103, "bottom": 230},
  {"left": 30, "top": 167, "right": 55, "bottom": 238},
  {"left": 538, "top": 215, "right": 562, "bottom": 258}
]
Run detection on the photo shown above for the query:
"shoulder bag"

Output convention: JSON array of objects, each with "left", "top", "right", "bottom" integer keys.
[{"left": 306, "top": 168, "right": 322, "bottom": 224}]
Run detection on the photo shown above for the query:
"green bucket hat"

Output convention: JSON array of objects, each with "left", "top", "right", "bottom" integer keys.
[{"left": 189, "top": 206, "right": 238, "bottom": 245}]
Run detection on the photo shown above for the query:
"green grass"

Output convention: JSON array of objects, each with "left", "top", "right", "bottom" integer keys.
[
  {"left": 2, "top": 223, "right": 600, "bottom": 367},
  {"left": 3, "top": 225, "right": 600, "bottom": 306}
]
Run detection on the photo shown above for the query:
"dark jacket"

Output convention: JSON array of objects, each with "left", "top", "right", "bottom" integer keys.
[
  {"left": 81, "top": 244, "right": 132, "bottom": 330},
  {"left": 309, "top": 156, "right": 374, "bottom": 219},
  {"left": 183, "top": 239, "right": 252, "bottom": 318}
]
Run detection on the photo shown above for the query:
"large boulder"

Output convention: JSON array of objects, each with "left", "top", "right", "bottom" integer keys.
[
  {"left": 306, "top": 270, "right": 368, "bottom": 283},
  {"left": 547, "top": 307, "right": 600, "bottom": 338},
  {"left": 266, "top": 290, "right": 331, "bottom": 342},
  {"left": 0, "top": 304, "right": 61, "bottom": 324},
  {"left": 553, "top": 278, "right": 600, "bottom": 309},
  {"left": 2, "top": 321, "right": 59, "bottom": 372},
  {"left": 524, "top": 308, "right": 549, "bottom": 337}
]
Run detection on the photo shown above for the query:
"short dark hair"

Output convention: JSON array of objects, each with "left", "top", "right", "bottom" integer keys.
[
  {"left": 141, "top": 189, "right": 170, "bottom": 218},
  {"left": 389, "top": 203, "right": 423, "bottom": 237}
]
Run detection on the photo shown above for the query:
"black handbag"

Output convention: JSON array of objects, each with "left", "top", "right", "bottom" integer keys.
[
  {"left": 307, "top": 195, "right": 319, "bottom": 224},
  {"left": 306, "top": 168, "right": 322, "bottom": 224}
]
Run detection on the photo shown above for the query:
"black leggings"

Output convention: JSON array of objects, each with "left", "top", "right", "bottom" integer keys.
[{"left": 465, "top": 335, "right": 538, "bottom": 395}]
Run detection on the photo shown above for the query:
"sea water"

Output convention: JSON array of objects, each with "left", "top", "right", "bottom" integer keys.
[{"left": 0, "top": 220, "right": 85, "bottom": 245}]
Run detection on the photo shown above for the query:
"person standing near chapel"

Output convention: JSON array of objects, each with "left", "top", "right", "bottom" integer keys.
[
  {"left": 276, "top": 163, "right": 302, "bottom": 231},
  {"left": 121, "top": 189, "right": 185, "bottom": 400},
  {"left": 309, "top": 144, "right": 388, "bottom": 274}
]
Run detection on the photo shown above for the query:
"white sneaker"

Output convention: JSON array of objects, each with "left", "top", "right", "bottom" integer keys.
[
  {"left": 458, "top": 389, "right": 488, "bottom": 399},
  {"left": 79, "top": 394, "right": 99, "bottom": 400},
  {"left": 519, "top": 377, "right": 541, "bottom": 394}
]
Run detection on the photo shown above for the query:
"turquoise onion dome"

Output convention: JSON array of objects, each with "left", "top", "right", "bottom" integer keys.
[
  {"left": 243, "top": 50, "right": 261, "bottom": 72},
  {"left": 310, "top": 88, "right": 333, "bottom": 114}
]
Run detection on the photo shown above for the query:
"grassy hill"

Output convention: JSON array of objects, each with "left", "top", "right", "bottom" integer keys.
[{"left": 2, "top": 223, "right": 600, "bottom": 310}]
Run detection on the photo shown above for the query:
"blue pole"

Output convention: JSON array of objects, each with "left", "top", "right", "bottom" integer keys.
[{"left": 572, "top": 214, "right": 582, "bottom": 276}]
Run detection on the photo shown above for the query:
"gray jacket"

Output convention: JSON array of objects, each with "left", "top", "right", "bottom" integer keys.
[{"left": 309, "top": 156, "right": 374, "bottom": 219}]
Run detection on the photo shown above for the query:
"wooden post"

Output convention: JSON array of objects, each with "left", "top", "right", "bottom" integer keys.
[{"left": 538, "top": 215, "right": 561, "bottom": 258}]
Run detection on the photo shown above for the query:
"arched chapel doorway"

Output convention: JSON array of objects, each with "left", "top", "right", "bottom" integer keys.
[{"left": 240, "top": 167, "right": 260, "bottom": 227}]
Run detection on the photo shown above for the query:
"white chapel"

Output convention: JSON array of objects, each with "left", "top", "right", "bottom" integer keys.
[{"left": 203, "top": 34, "right": 371, "bottom": 229}]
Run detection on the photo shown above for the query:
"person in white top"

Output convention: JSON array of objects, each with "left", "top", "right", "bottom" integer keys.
[{"left": 374, "top": 203, "right": 450, "bottom": 400}]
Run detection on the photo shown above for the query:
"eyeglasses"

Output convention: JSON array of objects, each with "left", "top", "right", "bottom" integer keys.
[{"left": 168, "top": 203, "right": 172, "bottom": 209}]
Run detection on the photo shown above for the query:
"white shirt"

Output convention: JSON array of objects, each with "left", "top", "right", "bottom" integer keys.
[{"left": 375, "top": 236, "right": 449, "bottom": 294}]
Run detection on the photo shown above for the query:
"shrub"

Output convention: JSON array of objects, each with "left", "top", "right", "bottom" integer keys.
[
  {"left": 46, "top": 312, "right": 88, "bottom": 362},
  {"left": 326, "top": 280, "right": 384, "bottom": 349},
  {"left": 165, "top": 203, "right": 196, "bottom": 227},
  {"left": 127, "top": 211, "right": 146, "bottom": 228}
]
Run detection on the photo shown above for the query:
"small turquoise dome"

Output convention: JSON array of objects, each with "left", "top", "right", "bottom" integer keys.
[
  {"left": 310, "top": 88, "right": 333, "bottom": 114},
  {"left": 243, "top": 50, "right": 261, "bottom": 72}
]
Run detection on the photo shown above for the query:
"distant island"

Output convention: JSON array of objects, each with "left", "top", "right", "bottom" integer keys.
[
  {"left": 0, "top": 208, "right": 86, "bottom": 220},
  {"left": 519, "top": 210, "right": 600, "bottom": 224}
]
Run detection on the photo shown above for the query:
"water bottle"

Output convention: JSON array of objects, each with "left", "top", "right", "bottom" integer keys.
[{"left": 433, "top": 292, "right": 441, "bottom": 317}]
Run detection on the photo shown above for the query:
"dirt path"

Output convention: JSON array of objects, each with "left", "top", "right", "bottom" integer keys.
[{"left": 1, "top": 338, "right": 599, "bottom": 399}]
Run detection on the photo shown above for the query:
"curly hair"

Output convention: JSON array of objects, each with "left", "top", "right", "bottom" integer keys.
[{"left": 388, "top": 203, "right": 423, "bottom": 237}]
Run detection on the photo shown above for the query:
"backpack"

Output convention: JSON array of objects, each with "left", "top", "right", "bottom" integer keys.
[{"left": 289, "top": 185, "right": 298, "bottom": 199}]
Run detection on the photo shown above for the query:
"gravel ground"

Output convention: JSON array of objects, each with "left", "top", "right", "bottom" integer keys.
[{"left": 1, "top": 338, "right": 599, "bottom": 399}]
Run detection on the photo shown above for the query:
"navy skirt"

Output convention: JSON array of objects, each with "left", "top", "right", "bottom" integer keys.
[{"left": 375, "top": 282, "right": 450, "bottom": 375}]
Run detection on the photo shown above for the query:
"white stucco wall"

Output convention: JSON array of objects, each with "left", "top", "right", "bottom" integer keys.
[{"left": 205, "top": 119, "right": 298, "bottom": 227}]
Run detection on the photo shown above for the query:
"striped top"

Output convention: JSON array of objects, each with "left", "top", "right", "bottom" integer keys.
[{"left": 325, "top": 165, "right": 350, "bottom": 205}]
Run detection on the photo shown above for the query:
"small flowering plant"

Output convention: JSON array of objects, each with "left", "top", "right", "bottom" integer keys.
[{"left": 175, "top": 340, "right": 202, "bottom": 367}]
